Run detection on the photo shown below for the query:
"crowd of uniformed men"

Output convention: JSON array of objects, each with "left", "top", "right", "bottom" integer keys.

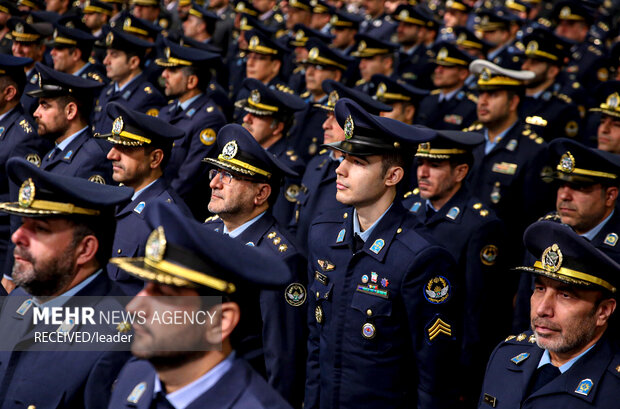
[{"left": 0, "top": 0, "right": 618, "bottom": 407}]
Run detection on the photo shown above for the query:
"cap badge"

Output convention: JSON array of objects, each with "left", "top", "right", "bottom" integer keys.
[
  {"left": 481, "top": 15, "right": 489, "bottom": 25},
  {"left": 53, "top": 29, "right": 58, "bottom": 39},
  {"left": 105, "top": 31, "right": 114, "bottom": 46},
  {"left": 559, "top": 6, "right": 571, "bottom": 19},
  {"left": 328, "top": 90, "right": 339, "bottom": 106},
  {"left": 541, "top": 243, "right": 563, "bottom": 272},
  {"left": 65, "top": 21, "right": 75, "bottom": 28},
  {"left": 221, "top": 140, "right": 239, "bottom": 159},
  {"left": 480, "top": 67, "right": 492, "bottom": 81},
  {"left": 18, "top": 178, "right": 35, "bottom": 209},
  {"left": 606, "top": 92, "right": 619, "bottom": 109},
  {"left": 240, "top": 16, "right": 248, "bottom": 26},
  {"left": 437, "top": 47, "right": 448, "bottom": 61},
  {"left": 526, "top": 40, "right": 538, "bottom": 53},
  {"left": 330, "top": 15, "right": 338, "bottom": 24},
  {"left": 344, "top": 115, "right": 354, "bottom": 140},
  {"left": 250, "top": 89, "right": 260, "bottom": 104},
  {"left": 112, "top": 116, "right": 124, "bottom": 135},
  {"left": 417, "top": 142, "right": 431, "bottom": 154},
  {"left": 145, "top": 226, "right": 167, "bottom": 262},
  {"left": 15, "top": 23, "right": 24, "bottom": 34},
  {"left": 295, "top": 29, "right": 304, "bottom": 41},
  {"left": 376, "top": 82, "right": 387, "bottom": 98},
  {"left": 249, "top": 35, "right": 259, "bottom": 48},
  {"left": 457, "top": 32, "right": 467, "bottom": 43},
  {"left": 164, "top": 47, "right": 171, "bottom": 59},
  {"left": 308, "top": 47, "right": 319, "bottom": 60},
  {"left": 123, "top": 18, "right": 132, "bottom": 29},
  {"left": 559, "top": 151, "right": 575, "bottom": 173},
  {"left": 398, "top": 9, "right": 409, "bottom": 19},
  {"left": 357, "top": 40, "right": 366, "bottom": 52}
]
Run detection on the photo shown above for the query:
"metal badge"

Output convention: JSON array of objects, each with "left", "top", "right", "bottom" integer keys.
[
  {"left": 308, "top": 47, "right": 319, "bottom": 60},
  {"left": 221, "top": 140, "right": 239, "bottom": 159},
  {"left": 285, "top": 283, "right": 306, "bottom": 306},
  {"left": 250, "top": 89, "right": 260, "bottom": 104},
  {"left": 361, "top": 322, "right": 375, "bottom": 339},
  {"left": 133, "top": 201, "right": 146, "bottom": 214},
  {"left": 480, "top": 244, "right": 498, "bottom": 266},
  {"left": 541, "top": 243, "right": 563, "bottom": 272},
  {"left": 126, "top": 382, "right": 147, "bottom": 404},
  {"left": 424, "top": 276, "right": 450, "bottom": 304},
  {"left": 369, "top": 239, "right": 384, "bottom": 254},
  {"left": 446, "top": 206, "right": 460, "bottom": 220},
  {"left": 605, "top": 233, "right": 618, "bottom": 247},
  {"left": 510, "top": 352, "right": 530, "bottom": 365},
  {"left": 112, "top": 116, "right": 123, "bottom": 135},
  {"left": 18, "top": 178, "right": 35, "bottom": 208},
  {"left": 336, "top": 228, "right": 346, "bottom": 243},
  {"left": 145, "top": 226, "right": 167, "bottom": 262},
  {"left": 344, "top": 115, "right": 354, "bottom": 140},
  {"left": 559, "top": 151, "right": 575, "bottom": 173},
  {"left": 575, "top": 379, "right": 593, "bottom": 396},
  {"left": 315, "top": 305, "right": 323, "bottom": 323}
]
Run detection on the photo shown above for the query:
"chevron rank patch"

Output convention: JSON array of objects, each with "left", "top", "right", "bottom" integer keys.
[{"left": 426, "top": 316, "right": 452, "bottom": 342}]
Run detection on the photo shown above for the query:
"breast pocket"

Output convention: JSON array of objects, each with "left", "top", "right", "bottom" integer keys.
[{"left": 349, "top": 291, "right": 394, "bottom": 354}]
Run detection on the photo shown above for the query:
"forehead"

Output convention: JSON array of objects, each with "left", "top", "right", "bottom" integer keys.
[{"left": 534, "top": 275, "right": 602, "bottom": 300}]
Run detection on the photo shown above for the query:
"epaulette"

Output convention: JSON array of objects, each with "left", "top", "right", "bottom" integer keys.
[
  {"left": 275, "top": 84, "right": 293, "bottom": 94},
  {"left": 355, "top": 78, "right": 366, "bottom": 86},
  {"left": 293, "top": 66, "right": 304, "bottom": 74},
  {"left": 403, "top": 187, "right": 419, "bottom": 198},
  {"left": 466, "top": 93, "right": 478, "bottom": 103},
  {"left": 19, "top": 119, "right": 33, "bottom": 134},
  {"left": 504, "top": 333, "right": 536, "bottom": 344},
  {"left": 587, "top": 45, "right": 602, "bottom": 56},
  {"left": 5, "top": 33, "right": 12, "bottom": 40},
  {"left": 608, "top": 359, "right": 620, "bottom": 379},
  {"left": 143, "top": 86, "right": 153, "bottom": 94},
  {"left": 275, "top": 29, "right": 288, "bottom": 38},
  {"left": 265, "top": 230, "right": 290, "bottom": 253},
  {"left": 463, "top": 122, "right": 483, "bottom": 131},
  {"left": 598, "top": 22, "right": 609, "bottom": 32},
  {"left": 554, "top": 92, "right": 572, "bottom": 104},
  {"left": 319, "top": 148, "right": 327, "bottom": 155},
  {"left": 87, "top": 72, "right": 104, "bottom": 82},
  {"left": 286, "top": 149, "right": 299, "bottom": 162},
  {"left": 274, "top": 12, "right": 283, "bottom": 23},
  {"left": 538, "top": 212, "right": 561, "bottom": 222},
  {"left": 204, "top": 215, "right": 220, "bottom": 223},
  {"left": 430, "top": 89, "right": 441, "bottom": 95},
  {"left": 88, "top": 57, "right": 96, "bottom": 64},
  {"left": 471, "top": 202, "right": 489, "bottom": 217},
  {"left": 525, "top": 116, "right": 547, "bottom": 127},
  {"left": 537, "top": 17, "right": 552, "bottom": 27},
  {"left": 300, "top": 90, "right": 310, "bottom": 98}
]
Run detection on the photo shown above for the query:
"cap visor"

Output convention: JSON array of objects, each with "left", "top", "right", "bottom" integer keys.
[
  {"left": 109, "top": 257, "right": 196, "bottom": 288},
  {"left": 0, "top": 202, "right": 65, "bottom": 217}
]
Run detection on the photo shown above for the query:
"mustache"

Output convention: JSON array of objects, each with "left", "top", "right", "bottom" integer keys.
[
  {"left": 14, "top": 246, "right": 33, "bottom": 263},
  {"left": 557, "top": 201, "right": 576, "bottom": 211},
  {"left": 532, "top": 317, "right": 561, "bottom": 332}
]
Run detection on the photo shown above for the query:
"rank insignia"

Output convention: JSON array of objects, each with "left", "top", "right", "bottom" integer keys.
[
  {"left": 361, "top": 322, "right": 376, "bottom": 339},
  {"left": 63, "top": 150, "right": 73, "bottom": 160},
  {"left": 506, "top": 139, "right": 518, "bottom": 151},
  {"left": 426, "top": 317, "right": 452, "bottom": 341},
  {"left": 122, "top": 90, "right": 131, "bottom": 100},
  {"left": 505, "top": 335, "right": 516, "bottom": 341},
  {"left": 446, "top": 206, "right": 459, "bottom": 220},
  {"left": 482, "top": 394, "right": 497, "bottom": 408},
  {"left": 480, "top": 245, "right": 498, "bottom": 266},
  {"left": 16, "top": 299, "right": 33, "bottom": 315},
  {"left": 410, "top": 202, "right": 421, "bottom": 213},
  {"left": 117, "top": 321, "right": 131, "bottom": 333},
  {"left": 278, "top": 244, "right": 288, "bottom": 252},
  {"left": 575, "top": 379, "right": 593, "bottom": 396},
  {"left": 285, "top": 283, "right": 306, "bottom": 306},
  {"left": 528, "top": 334, "right": 536, "bottom": 343},
  {"left": 604, "top": 233, "right": 618, "bottom": 247},
  {"left": 318, "top": 259, "right": 335, "bottom": 271},
  {"left": 88, "top": 175, "right": 106, "bottom": 184},
  {"left": 381, "top": 278, "right": 389, "bottom": 288},
  {"left": 186, "top": 108, "right": 196, "bottom": 117},
  {"left": 510, "top": 352, "right": 530, "bottom": 365},
  {"left": 336, "top": 228, "right": 346, "bottom": 243},
  {"left": 245, "top": 242, "right": 255, "bottom": 246},
  {"left": 356, "top": 284, "right": 388, "bottom": 299},
  {"left": 133, "top": 201, "right": 146, "bottom": 214},
  {"left": 371, "top": 272, "right": 378, "bottom": 283},
  {"left": 127, "top": 382, "right": 147, "bottom": 403},
  {"left": 369, "top": 239, "right": 384, "bottom": 254},
  {"left": 0, "top": 126, "right": 4, "bottom": 137},
  {"left": 267, "top": 231, "right": 277, "bottom": 239},
  {"left": 361, "top": 274, "right": 369, "bottom": 283},
  {"left": 315, "top": 305, "right": 323, "bottom": 323},
  {"left": 315, "top": 271, "right": 328, "bottom": 285},
  {"left": 57, "top": 319, "right": 75, "bottom": 333},
  {"left": 516, "top": 333, "right": 527, "bottom": 341},
  {"left": 424, "top": 276, "right": 450, "bottom": 304}
]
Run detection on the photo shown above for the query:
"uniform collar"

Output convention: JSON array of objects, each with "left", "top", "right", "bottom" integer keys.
[
  {"left": 581, "top": 210, "right": 614, "bottom": 241},
  {"left": 484, "top": 120, "right": 517, "bottom": 154},
  {"left": 32, "top": 270, "right": 103, "bottom": 308},
  {"left": 537, "top": 344, "right": 596, "bottom": 374},
  {"left": 223, "top": 211, "right": 266, "bottom": 237},
  {"left": 132, "top": 178, "right": 159, "bottom": 201},
  {"left": 73, "top": 62, "right": 91, "bottom": 77},
  {"left": 0, "top": 106, "right": 15, "bottom": 123},
  {"left": 57, "top": 126, "right": 88, "bottom": 151},
  {"left": 179, "top": 93, "right": 203, "bottom": 111},
  {"left": 352, "top": 204, "right": 392, "bottom": 242},
  {"left": 115, "top": 72, "right": 143, "bottom": 93}
]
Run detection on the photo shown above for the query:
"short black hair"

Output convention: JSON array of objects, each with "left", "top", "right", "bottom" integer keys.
[{"left": 181, "top": 65, "right": 212, "bottom": 92}]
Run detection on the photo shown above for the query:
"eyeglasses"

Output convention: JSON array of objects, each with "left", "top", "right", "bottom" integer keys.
[{"left": 208, "top": 168, "right": 256, "bottom": 184}]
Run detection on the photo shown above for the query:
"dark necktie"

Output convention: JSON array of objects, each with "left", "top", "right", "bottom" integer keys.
[
  {"left": 353, "top": 234, "right": 365, "bottom": 253},
  {"left": 150, "top": 391, "right": 175, "bottom": 409},
  {"left": 528, "top": 363, "right": 561, "bottom": 396}
]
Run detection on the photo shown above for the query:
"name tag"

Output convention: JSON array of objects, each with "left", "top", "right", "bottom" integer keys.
[{"left": 492, "top": 162, "right": 517, "bottom": 175}]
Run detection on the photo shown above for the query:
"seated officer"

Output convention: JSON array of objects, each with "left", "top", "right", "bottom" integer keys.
[
  {"left": 453, "top": 26, "right": 493, "bottom": 61},
  {"left": 156, "top": 38, "right": 226, "bottom": 220},
  {"left": 285, "top": 24, "right": 334, "bottom": 94},
  {"left": 513, "top": 138, "right": 620, "bottom": 332},
  {"left": 480, "top": 220, "right": 620, "bottom": 409},
  {"left": 520, "top": 27, "right": 581, "bottom": 141},
  {"left": 50, "top": 19, "right": 107, "bottom": 83},
  {"left": 292, "top": 79, "right": 391, "bottom": 253},
  {"left": 182, "top": 1, "right": 219, "bottom": 43},
  {"left": 371, "top": 73, "right": 428, "bottom": 124},
  {"left": 203, "top": 124, "right": 306, "bottom": 407},
  {"left": 474, "top": 7, "right": 522, "bottom": 69},
  {"left": 107, "top": 202, "right": 293, "bottom": 409},
  {"left": 92, "top": 28, "right": 166, "bottom": 135},
  {"left": 236, "top": 78, "right": 305, "bottom": 226},
  {"left": 416, "top": 41, "right": 478, "bottom": 130},
  {"left": 591, "top": 81, "right": 620, "bottom": 154},
  {"left": 233, "top": 28, "right": 290, "bottom": 123},
  {"left": 0, "top": 157, "right": 133, "bottom": 407},
  {"left": 28, "top": 63, "right": 112, "bottom": 183},
  {"left": 305, "top": 98, "right": 461, "bottom": 409},
  {"left": 350, "top": 33, "right": 398, "bottom": 94},
  {"left": 291, "top": 38, "right": 352, "bottom": 161},
  {"left": 8, "top": 17, "right": 52, "bottom": 115},
  {"left": 97, "top": 102, "right": 191, "bottom": 295},
  {"left": 0, "top": 1, "right": 19, "bottom": 55},
  {"left": 466, "top": 59, "right": 553, "bottom": 268},
  {"left": 0, "top": 55, "right": 52, "bottom": 283},
  {"left": 82, "top": 0, "right": 113, "bottom": 38},
  {"left": 402, "top": 130, "right": 507, "bottom": 407},
  {"left": 329, "top": 9, "right": 362, "bottom": 53}
]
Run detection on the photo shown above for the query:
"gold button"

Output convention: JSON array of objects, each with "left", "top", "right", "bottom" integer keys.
[
  {"left": 366, "top": 309, "right": 372, "bottom": 317},
  {"left": 396, "top": 228, "right": 402, "bottom": 234},
  {"left": 316, "top": 291, "right": 320, "bottom": 298},
  {"left": 343, "top": 213, "right": 348, "bottom": 218},
  {"left": 117, "top": 249, "right": 122, "bottom": 254}
]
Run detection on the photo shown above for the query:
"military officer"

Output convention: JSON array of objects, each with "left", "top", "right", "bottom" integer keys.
[
  {"left": 519, "top": 27, "right": 582, "bottom": 141},
  {"left": 442, "top": 0, "right": 472, "bottom": 30},
  {"left": 156, "top": 38, "right": 226, "bottom": 220},
  {"left": 392, "top": 4, "right": 438, "bottom": 89},
  {"left": 350, "top": 33, "right": 398, "bottom": 94},
  {"left": 203, "top": 124, "right": 306, "bottom": 407},
  {"left": 371, "top": 73, "right": 428, "bottom": 124},
  {"left": 27, "top": 63, "right": 113, "bottom": 185},
  {"left": 0, "top": 0, "right": 19, "bottom": 55},
  {"left": 182, "top": 1, "right": 219, "bottom": 44},
  {"left": 285, "top": 0, "right": 313, "bottom": 32},
  {"left": 235, "top": 78, "right": 306, "bottom": 227},
  {"left": 466, "top": 60, "right": 553, "bottom": 268},
  {"left": 480, "top": 220, "right": 620, "bottom": 409},
  {"left": 291, "top": 79, "right": 391, "bottom": 253},
  {"left": 287, "top": 25, "right": 335, "bottom": 94},
  {"left": 402, "top": 130, "right": 507, "bottom": 408},
  {"left": 0, "top": 55, "right": 53, "bottom": 286},
  {"left": 107, "top": 201, "right": 294, "bottom": 409},
  {"left": 82, "top": 0, "right": 113, "bottom": 38},
  {"left": 92, "top": 28, "right": 166, "bottom": 135},
  {"left": 305, "top": 98, "right": 461, "bottom": 409},
  {"left": 310, "top": 0, "right": 331, "bottom": 32},
  {"left": 49, "top": 19, "right": 107, "bottom": 83},
  {"left": 0, "top": 157, "right": 134, "bottom": 407},
  {"left": 208, "top": 0, "right": 235, "bottom": 56},
  {"left": 416, "top": 41, "right": 478, "bottom": 130},
  {"left": 130, "top": 0, "right": 172, "bottom": 31},
  {"left": 252, "top": 0, "right": 285, "bottom": 33},
  {"left": 592, "top": 82, "right": 620, "bottom": 154},
  {"left": 9, "top": 17, "right": 52, "bottom": 115},
  {"left": 474, "top": 7, "right": 522, "bottom": 69},
  {"left": 453, "top": 26, "right": 493, "bottom": 60},
  {"left": 329, "top": 9, "right": 361, "bottom": 53},
  {"left": 358, "top": 0, "right": 396, "bottom": 37},
  {"left": 97, "top": 102, "right": 191, "bottom": 295}
]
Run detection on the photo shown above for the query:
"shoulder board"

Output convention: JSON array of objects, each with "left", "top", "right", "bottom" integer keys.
[
  {"left": 554, "top": 93, "right": 573, "bottom": 104},
  {"left": 293, "top": 66, "right": 305, "bottom": 74},
  {"left": 265, "top": 230, "right": 291, "bottom": 253},
  {"left": 204, "top": 215, "right": 220, "bottom": 223},
  {"left": 504, "top": 333, "right": 537, "bottom": 344},
  {"left": 467, "top": 93, "right": 478, "bottom": 103},
  {"left": 19, "top": 119, "right": 33, "bottom": 134},
  {"left": 403, "top": 188, "right": 419, "bottom": 198},
  {"left": 143, "top": 86, "right": 153, "bottom": 94},
  {"left": 88, "top": 56, "right": 96, "bottom": 64},
  {"left": 430, "top": 89, "right": 441, "bottom": 95},
  {"left": 87, "top": 72, "right": 103, "bottom": 82},
  {"left": 319, "top": 148, "right": 327, "bottom": 155},
  {"left": 274, "top": 13, "right": 283, "bottom": 23},
  {"left": 464, "top": 122, "right": 483, "bottom": 131},
  {"left": 300, "top": 90, "right": 311, "bottom": 98},
  {"left": 587, "top": 45, "right": 602, "bottom": 56},
  {"left": 539, "top": 211, "right": 561, "bottom": 221},
  {"left": 608, "top": 358, "right": 620, "bottom": 379},
  {"left": 355, "top": 78, "right": 366, "bottom": 86},
  {"left": 525, "top": 116, "right": 547, "bottom": 127}
]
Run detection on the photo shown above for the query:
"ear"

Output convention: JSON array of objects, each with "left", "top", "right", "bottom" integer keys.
[
  {"left": 3, "top": 84, "right": 17, "bottom": 103},
  {"left": 149, "top": 148, "right": 164, "bottom": 169},
  {"left": 254, "top": 183, "right": 272, "bottom": 206},
  {"left": 74, "top": 234, "right": 99, "bottom": 267},
  {"left": 457, "top": 67, "right": 469, "bottom": 81},
  {"left": 186, "top": 74, "right": 200, "bottom": 90},
  {"left": 128, "top": 55, "right": 141, "bottom": 71},
  {"left": 605, "top": 186, "right": 618, "bottom": 207},
  {"left": 595, "top": 298, "right": 616, "bottom": 327},
  {"left": 71, "top": 47, "right": 83, "bottom": 63},
  {"left": 384, "top": 165, "right": 404, "bottom": 187},
  {"left": 205, "top": 302, "right": 240, "bottom": 345},
  {"left": 547, "top": 64, "right": 560, "bottom": 80},
  {"left": 453, "top": 163, "right": 469, "bottom": 183},
  {"left": 272, "top": 120, "right": 285, "bottom": 138},
  {"left": 404, "top": 104, "right": 415, "bottom": 124},
  {"left": 65, "top": 101, "right": 79, "bottom": 121},
  {"left": 271, "top": 59, "right": 282, "bottom": 76},
  {"left": 385, "top": 55, "right": 394, "bottom": 71},
  {"left": 333, "top": 70, "right": 342, "bottom": 83},
  {"left": 508, "top": 92, "right": 520, "bottom": 112}
]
